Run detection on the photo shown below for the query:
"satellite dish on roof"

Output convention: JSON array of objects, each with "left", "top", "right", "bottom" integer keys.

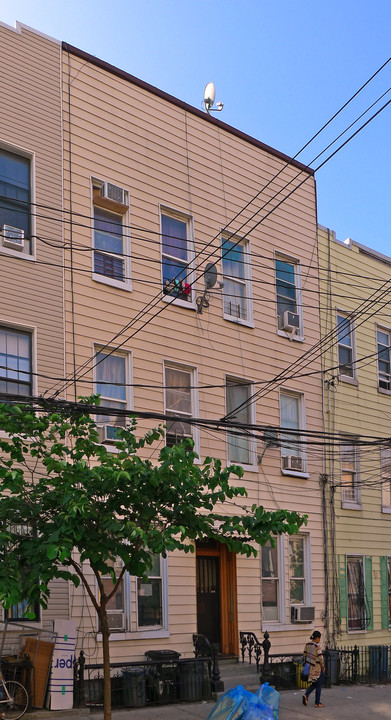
[
  {"left": 204, "top": 262, "right": 218, "bottom": 289},
  {"left": 203, "top": 82, "right": 224, "bottom": 114}
]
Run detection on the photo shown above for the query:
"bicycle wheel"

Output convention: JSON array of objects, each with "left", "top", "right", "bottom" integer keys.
[{"left": 2, "top": 681, "right": 28, "bottom": 720}]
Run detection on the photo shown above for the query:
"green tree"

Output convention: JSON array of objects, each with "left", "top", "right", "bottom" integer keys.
[{"left": 0, "top": 399, "right": 306, "bottom": 720}]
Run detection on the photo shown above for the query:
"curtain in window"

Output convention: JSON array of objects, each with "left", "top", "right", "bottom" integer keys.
[
  {"left": 280, "top": 393, "right": 300, "bottom": 456},
  {"left": 226, "top": 381, "right": 251, "bottom": 464}
]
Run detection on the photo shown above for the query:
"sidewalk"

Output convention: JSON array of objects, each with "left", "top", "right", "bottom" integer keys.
[{"left": 27, "top": 684, "right": 391, "bottom": 720}]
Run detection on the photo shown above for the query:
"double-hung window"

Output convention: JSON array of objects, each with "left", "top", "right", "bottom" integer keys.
[
  {"left": 280, "top": 391, "right": 305, "bottom": 472},
  {"left": 262, "top": 539, "right": 281, "bottom": 622},
  {"left": 226, "top": 378, "right": 254, "bottom": 466},
  {"left": 337, "top": 313, "right": 355, "bottom": 379},
  {"left": 275, "top": 258, "right": 301, "bottom": 335},
  {"left": 164, "top": 364, "right": 195, "bottom": 447},
  {"left": 341, "top": 442, "right": 360, "bottom": 506},
  {"left": 94, "top": 207, "right": 125, "bottom": 282},
  {"left": 222, "top": 235, "right": 251, "bottom": 323},
  {"left": 137, "top": 554, "right": 163, "bottom": 628},
  {"left": 95, "top": 349, "right": 128, "bottom": 441},
  {"left": 0, "top": 327, "right": 32, "bottom": 398},
  {"left": 289, "top": 535, "right": 308, "bottom": 606},
  {"left": 101, "top": 559, "right": 125, "bottom": 631},
  {"left": 377, "top": 328, "right": 391, "bottom": 391},
  {"left": 381, "top": 448, "right": 391, "bottom": 511},
  {"left": 0, "top": 148, "right": 31, "bottom": 255},
  {"left": 161, "top": 211, "right": 193, "bottom": 303}
]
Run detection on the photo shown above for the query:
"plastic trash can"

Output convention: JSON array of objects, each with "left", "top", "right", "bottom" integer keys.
[
  {"left": 145, "top": 650, "right": 181, "bottom": 703},
  {"left": 122, "top": 666, "right": 146, "bottom": 707},
  {"left": 179, "top": 660, "right": 203, "bottom": 702}
]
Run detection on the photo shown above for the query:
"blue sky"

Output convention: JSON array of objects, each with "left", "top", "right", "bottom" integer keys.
[{"left": 2, "top": 0, "right": 390, "bottom": 255}]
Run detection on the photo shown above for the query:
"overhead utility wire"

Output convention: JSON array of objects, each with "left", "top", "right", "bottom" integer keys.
[{"left": 47, "top": 65, "right": 391, "bottom": 399}]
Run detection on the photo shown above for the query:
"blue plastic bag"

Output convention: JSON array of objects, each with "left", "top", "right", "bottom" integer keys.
[
  {"left": 242, "top": 703, "right": 275, "bottom": 720},
  {"left": 206, "top": 684, "right": 252, "bottom": 720},
  {"left": 255, "top": 683, "right": 280, "bottom": 720}
]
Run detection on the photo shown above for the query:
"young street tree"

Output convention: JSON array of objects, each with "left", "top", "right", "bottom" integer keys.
[{"left": 0, "top": 399, "right": 306, "bottom": 720}]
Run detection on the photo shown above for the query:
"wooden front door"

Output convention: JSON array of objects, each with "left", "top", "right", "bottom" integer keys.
[{"left": 196, "top": 540, "right": 238, "bottom": 656}]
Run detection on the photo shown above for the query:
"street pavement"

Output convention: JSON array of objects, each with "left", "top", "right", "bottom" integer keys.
[{"left": 27, "top": 684, "right": 391, "bottom": 720}]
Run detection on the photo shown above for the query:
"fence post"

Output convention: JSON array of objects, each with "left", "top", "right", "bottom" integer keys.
[
  {"left": 353, "top": 645, "right": 358, "bottom": 684},
  {"left": 74, "top": 650, "right": 85, "bottom": 707},
  {"left": 261, "top": 631, "right": 271, "bottom": 682},
  {"left": 211, "top": 643, "right": 224, "bottom": 693}
]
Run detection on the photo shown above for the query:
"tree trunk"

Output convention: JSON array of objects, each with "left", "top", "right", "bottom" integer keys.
[{"left": 99, "top": 609, "right": 112, "bottom": 720}]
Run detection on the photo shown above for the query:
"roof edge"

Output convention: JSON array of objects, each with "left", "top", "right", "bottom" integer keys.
[{"left": 62, "top": 41, "right": 314, "bottom": 177}]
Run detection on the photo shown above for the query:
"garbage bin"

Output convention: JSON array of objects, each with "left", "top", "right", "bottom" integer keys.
[
  {"left": 369, "top": 645, "right": 389, "bottom": 683},
  {"left": 327, "top": 650, "right": 340, "bottom": 685},
  {"left": 179, "top": 660, "right": 203, "bottom": 702},
  {"left": 145, "top": 650, "right": 181, "bottom": 703},
  {"left": 122, "top": 667, "right": 146, "bottom": 707}
]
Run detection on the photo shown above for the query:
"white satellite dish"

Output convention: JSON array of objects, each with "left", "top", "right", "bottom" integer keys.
[{"left": 204, "top": 82, "right": 216, "bottom": 113}]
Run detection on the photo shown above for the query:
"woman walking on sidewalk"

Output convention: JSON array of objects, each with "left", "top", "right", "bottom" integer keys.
[{"left": 302, "top": 630, "right": 325, "bottom": 708}]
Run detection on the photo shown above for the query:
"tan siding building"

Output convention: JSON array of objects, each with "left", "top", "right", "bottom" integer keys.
[
  {"left": 319, "top": 225, "right": 391, "bottom": 647},
  {"left": 60, "top": 43, "right": 325, "bottom": 661}
]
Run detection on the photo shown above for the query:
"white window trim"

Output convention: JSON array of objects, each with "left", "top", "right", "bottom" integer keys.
[
  {"left": 225, "top": 375, "right": 257, "bottom": 471},
  {"left": 381, "top": 448, "right": 391, "bottom": 513},
  {"left": 289, "top": 532, "right": 312, "bottom": 607},
  {"left": 160, "top": 205, "right": 196, "bottom": 310},
  {"left": 0, "top": 319, "right": 37, "bottom": 398},
  {"left": 336, "top": 310, "right": 357, "bottom": 384},
  {"left": 163, "top": 360, "right": 199, "bottom": 455},
  {"left": 376, "top": 324, "right": 391, "bottom": 394},
  {"left": 136, "top": 555, "right": 168, "bottom": 632},
  {"left": 0, "top": 141, "right": 36, "bottom": 261},
  {"left": 93, "top": 343, "right": 132, "bottom": 449},
  {"left": 274, "top": 252, "right": 303, "bottom": 342},
  {"left": 91, "top": 176, "right": 131, "bottom": 291},
  {"left": 221, "top": 232, "right": 254, "bottom": 328},
  {"left": 341, "top": 437, "right": 361, "bottom": 509},
  {"left": 279, "top": 388, "right": 309, "bottom": 477},
  {"left": 262, "top": 535, "right": 286, "bottom": 628}
]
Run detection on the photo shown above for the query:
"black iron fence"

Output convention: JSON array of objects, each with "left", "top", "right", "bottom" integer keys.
[
  {"left": 240, "top": 631, "right": 391, "bottom": 690},
  {"left": 73, "top": 652, "right": 211, "bottom": 709}
]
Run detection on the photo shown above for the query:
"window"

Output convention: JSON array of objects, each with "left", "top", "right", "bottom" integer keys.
[
  {"left": 337, "top": 313, "right": 355, "bottom": 378},
  {"left": 137, "top": 554, "right": 163, "bottom": 628},
  {"left": 381, "top": 449, "right": 391, "bottom": 511},
  {"left": 161, "top": 212, "right": 192, "bottom": 302},
  {"left": 0, "top": 327, "right": 32, "bottom": 397},
  {"left": 222, "top": 235, "right": 251, "bottom": 323},
  {"left": 280, "top": 391, "right": 306, "bottom": 472},
  {"left": 226, "top": 378, "right": 254, "bottom": 466},
  {"left": 164, "top": 364, "right": 195, "bottom": 447},
  {"left": 95, "top": 350, "right": 128, "bottom": 441},
  {"left": 0, "top": 148, "right": 31, "bottom": 254},
  {"left": 341, "top": 442, "right": 360, "bottom": 505},
  {"left": 347, "top": 556, "right": 367, "bottom": 631},
  {"left": 101, "top": 559, "right": 125, "bottom": 631},
  {"left": 289, "top": 535, "right": 308, "bottom": 606},
  {"left": 275, "top": 258, "right": 301, "bottom": 335},
  {"left": 377, "top": 328, "right": 391, "bottom": 391},
  {"left": 262, "top": 539, "right": 280, "bottom": 622},
  {"left": 5, "top": 600, "right": 40, "bottom": 622},
  {"left": 94, "top": 207, "right": 125, "bottom": 281}
]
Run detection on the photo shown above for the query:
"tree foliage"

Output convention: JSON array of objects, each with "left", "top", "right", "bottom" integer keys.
[{"left": 0, "top": 398, "right": 306, "bottom": 718}]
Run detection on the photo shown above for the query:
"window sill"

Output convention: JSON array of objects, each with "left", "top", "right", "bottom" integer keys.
[
  {"left": 228, "top": 460, "right": 258, "bottom": 473},
  {"left": 382, "top": 506, "right": 391, "bottom": 514},
  {"left": 0, "top": 246, "right": 35, "bottom": 261},
  {"left": 281, "top": 470, "right": 310, "bottom": 479},
  {"left": 223, "top": 313, "right": 254, "bottom": 329},
  {"left": 92, "top": 272, "right": 132, "bottom": 292},
  {"left": 341, "top": 501, "right": 362, "bottom": 510},
  {"left": 98, "top": 629, "right": 170, "bottom": 641},
  {"left": 378, "top": 387, "right": 391, "bottom": 396},
  {"left": 162, "top": 294, "right": 195, "bottom": 310},
  {"left": 339, "top": 375, "right": 358, "bottom": 386},
  {"left": 263, "top": 622, "right": 313, "bottom": 632},
  {"left": 276, "top": 329, "right": 304, "bottom": 342}
]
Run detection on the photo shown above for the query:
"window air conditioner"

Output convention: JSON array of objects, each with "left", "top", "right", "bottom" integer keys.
[
  {"left": 100, "top": 182, "right": 126, "bottom": 205},
  {"left": 291, "top": 605, "right": 315, "bottom": 623},
  {"left": 98, "top": 421, "right": 124, "bottom": 444},
  {"left": 283, "top": 454, "right": 304, "bottom": 472},
  {"left": 279, "top": 310, "right": 300, "bottom": 333},
  {"left": 2, "top": 225, "right": 25, "bottom": 250}
]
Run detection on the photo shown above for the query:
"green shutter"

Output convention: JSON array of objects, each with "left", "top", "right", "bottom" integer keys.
[
  {"left": 338, "top": 554, "right": 348, "bottom": 629},
  {"left": 365, "top": 556, "right": 373, "bottom": 631},
  {"left": 380, "top": 556, "right": 389, "bottom": 630}
]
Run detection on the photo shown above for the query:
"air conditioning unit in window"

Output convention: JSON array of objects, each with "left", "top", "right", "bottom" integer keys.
[
  {"left": 2, "top": 225, "right": 24, "bottom": 250},
  {"left": 100, "top": 182, "right": 126, "bottom": 205},
  {"left": 283, "top": 454, "right": 304, "bottom": 472},
  {"left": 291, "top": 605, "right": 315, "bottom": 623},
  {"left": 98, "top": 423, "right": 124, "bottom": 444},
  {"left": 279, "top": 311, "right": 300, "bottom": 333}
]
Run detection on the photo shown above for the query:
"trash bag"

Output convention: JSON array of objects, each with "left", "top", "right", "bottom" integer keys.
[
  {"left": 255, "top": 682, "right": 280, "bottom": 719},
  {"left": 242, "top": 703, "right": 275, "bottom": 720},
  {"left": 206, "top": 684, "right": 252, "bottom": 720}
]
